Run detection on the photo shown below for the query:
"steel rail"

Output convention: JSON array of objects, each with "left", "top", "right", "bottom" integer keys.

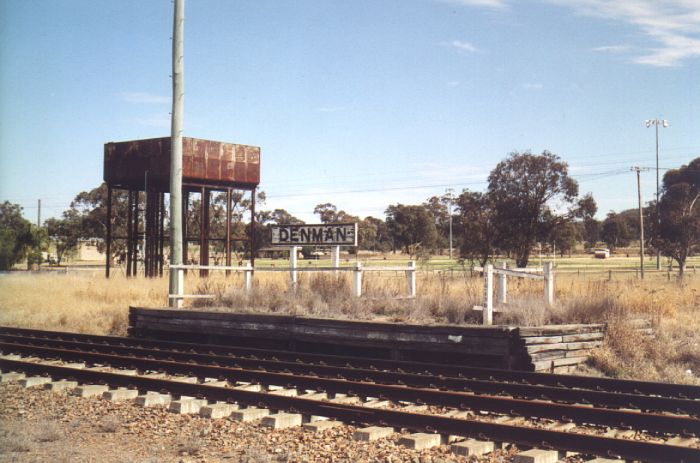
[
  {"left": 1, "top": 359, "right": 698, "bottom": 463},
  {"left": 1, "top": 342, "right": 697, "bottom": 436},
  {"left": 2, "top": 326, "right": 698, "bottom": 400},
  {"left": 3, "top": 335, "right": 698, "bottom": 416}
]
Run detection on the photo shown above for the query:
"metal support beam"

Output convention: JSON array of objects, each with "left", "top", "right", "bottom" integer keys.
[
  {"left": 200, "top": 187, "right": 210, "bottom": 277},
  {"left": 159, "top": 192, "right": 165, "bottom": 277},
  {"left": 182, "top": 190, "right": 189, "bottom": 267},
  {"left": 132, "top": 191, "right": 140, "bottom": 277},
  {"left": 226, "top": 188, "right": 232, "bottom": 276},
  {"left": 126, "top": 190, "right": 133, "bottom": 278},
  {"left": 250, "top": 187, "right": 256, "bottom": 267},
  {"left": 105, "top": 185, "right": 112, "bottom": 278}
]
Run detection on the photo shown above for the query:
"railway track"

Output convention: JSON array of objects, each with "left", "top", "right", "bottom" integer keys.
[{"left": 1, "top": 326, "right": 699, "bottom": 462}]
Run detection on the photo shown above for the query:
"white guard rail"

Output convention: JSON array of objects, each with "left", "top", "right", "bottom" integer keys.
[
  {"left": 167, "top": 261, "right": 417, "bottom": 308},
  {"left": 473, "top": 262, "right": 554, "bottom": 325}
]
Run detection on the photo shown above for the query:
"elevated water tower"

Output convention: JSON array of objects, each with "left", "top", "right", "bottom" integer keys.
[{"left": 103, "top": 136, "right": 260, "bottom": 277}]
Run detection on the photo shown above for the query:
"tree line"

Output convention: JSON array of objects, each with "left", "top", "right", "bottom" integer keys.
[{"left": 1, "top": 152, "right": 698, "bottom": 274}]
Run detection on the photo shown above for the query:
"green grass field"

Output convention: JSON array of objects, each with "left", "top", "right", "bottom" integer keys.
[{"left": 252, "top": 253, "right": 700, "bottom": 273}]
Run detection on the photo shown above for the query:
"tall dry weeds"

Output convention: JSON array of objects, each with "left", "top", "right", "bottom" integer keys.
[
  {"left": 2, "top": 269, "right": 700, "bottom": 383},
  {"left": 0, "top": 273, "right": 165, "bottom": 335}
]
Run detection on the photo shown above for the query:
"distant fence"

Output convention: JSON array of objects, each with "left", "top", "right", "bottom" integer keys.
[
  {"left": 167, "top": 261, "right": 417, "bottom": 308},
  {"left": 557, "top": 266, "right": 698, "bottom": 281}
]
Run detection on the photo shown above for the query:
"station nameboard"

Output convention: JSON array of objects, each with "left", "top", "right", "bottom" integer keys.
[{"left": 271, "top": 223, "right": 358, "bottom": 246}]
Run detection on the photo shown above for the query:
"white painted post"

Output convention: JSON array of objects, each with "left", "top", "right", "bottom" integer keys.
[
  {"left": 352, "top": 262, "right": 363, "bottom": 297},
  {"left": 483, "top": 264, "right": 493, "bottom": 325},
  {"left": 331, "top": 246, "right": 340, "bottom": 275},
  {"left": 174, "top": 268, "right": 185, "bottom": 308},
  {"left": 406, "top": 261, "right": 416, "bottom": 298},
  {"left": 244, "top": 262, "right": 253, "bottom": 294},
  {"left": 497, "top": 261, "right": 507, "bottom": 305},
  {"left": 290, "top": 246, "right": 298, "bottom": 291},
  {"left": 544, "top": 261, "right": 554, "bottom": 306}
]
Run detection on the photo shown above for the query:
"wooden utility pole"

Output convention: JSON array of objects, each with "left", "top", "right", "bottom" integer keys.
[
  {"left": 633, "top": 167, "right": 645, "bottom": 280},
  {"left": 169, "top": 0, "right": 185, "bottom": 307},
  {"left": 37, "top": 199, "right": 41, "bottom": 227}
]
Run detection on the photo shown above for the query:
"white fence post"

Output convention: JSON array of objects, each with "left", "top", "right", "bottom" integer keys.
[
  {"left": 544, "top": 261, "right": 554, "bottom": 306},
  {"left": 174, "top": 268, "right": 185, "bottom": 308},
  {"left": 406, "top": 260, "right": 416, "bottom": 298},
  {"left": 331, "top": 246, "right": 340, "bottom": 275},
  {"left": 497, "top": 261, "right": 507, "bottom": 305},
  {"left": 244, "top": 262, "right": 253, "bottom": 294},
  {"left": 352, "top": 262, "right": 363, "bottom": 297},
  {"left": 289, "top": 246, "right": 298, "bottom": 291},
  {"left": 483, "top": 263, "right": 493, "bottom": 325}
]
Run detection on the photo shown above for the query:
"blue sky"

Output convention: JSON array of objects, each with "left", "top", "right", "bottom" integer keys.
[{"left": 1, "top": 0, "right": 698, "bottom": 223}]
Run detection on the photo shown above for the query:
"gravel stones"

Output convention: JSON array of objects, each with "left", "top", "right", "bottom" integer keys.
[{"left": 0, "top": 382, "right": 525, "bottom": 462}]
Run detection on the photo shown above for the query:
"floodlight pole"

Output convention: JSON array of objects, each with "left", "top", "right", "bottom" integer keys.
[{"left": 169, "top": 0, "right": 185, "bottom": 308}]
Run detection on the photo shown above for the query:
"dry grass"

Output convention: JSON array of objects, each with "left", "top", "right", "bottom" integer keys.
[
  {"left": 98, "top": 414, "right": 121, "bottom": 433},
  {"left": 1, "top": 268, "right": 699, "bottom": 383},
  {"left": 0, "top": 420, "right": 34, "bottom": 453},
  {"left": 34, "top": 421, "right": 64, "bottom": 443},
  {"left": 0, "top": 273, "right": 165, "bottom": 335}
]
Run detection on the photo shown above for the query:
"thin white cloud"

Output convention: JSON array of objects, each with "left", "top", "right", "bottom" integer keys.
[
  {"left": 447, "top": 80, "right": 461, "bottom": 87},
  {"left": 451, "top": 40, "right": 478, "bottom": 53},
  {"left": 436, "top": 0, "right": 508, "bottom": 10},
  {"left": 134, "top": 113, "right": 170, "bottom": 128},
  {"left": 522, "top": 83, "right": 544, "bottom": 90},
  {"left": 592, "top": 44, "right": 632, "bottom": 53},
  {"left": 120, "top": 92, "right": 170, "bottom": 105},
  {"left": 316, "top": 106, "right": 346, "bottom": 113},
  {"left": 546, "top": 0, "right": 700, "bottom": 66}
]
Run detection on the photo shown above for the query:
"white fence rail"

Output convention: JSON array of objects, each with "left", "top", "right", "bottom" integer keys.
[
  {"left": 167, "top": 260, "right": 417, "bottom": 307},
  {"left": 473, "top": 262, "right": 555, "bottom": 325}
]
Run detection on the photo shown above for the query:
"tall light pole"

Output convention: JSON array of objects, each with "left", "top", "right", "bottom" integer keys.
[
  {"left": 645, "top": 118, "right": 668, "bottom": 271},
  {"left": 169, "top": 0, "right": 185, "bottom": 307}
]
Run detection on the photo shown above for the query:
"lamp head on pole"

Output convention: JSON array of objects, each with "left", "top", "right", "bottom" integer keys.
[{"left": 644, "top": 118, "right": 669, "bottom": 128}]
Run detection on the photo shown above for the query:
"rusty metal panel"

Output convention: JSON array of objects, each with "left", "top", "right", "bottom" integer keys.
[{"left": 104, "top": 137, "right": 260, "bottom": 190}]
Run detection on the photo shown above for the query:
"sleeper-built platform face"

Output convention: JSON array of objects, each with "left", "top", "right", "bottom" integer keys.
[{"left": 103, "top": 137, "right": 261, "bottom": 278}]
